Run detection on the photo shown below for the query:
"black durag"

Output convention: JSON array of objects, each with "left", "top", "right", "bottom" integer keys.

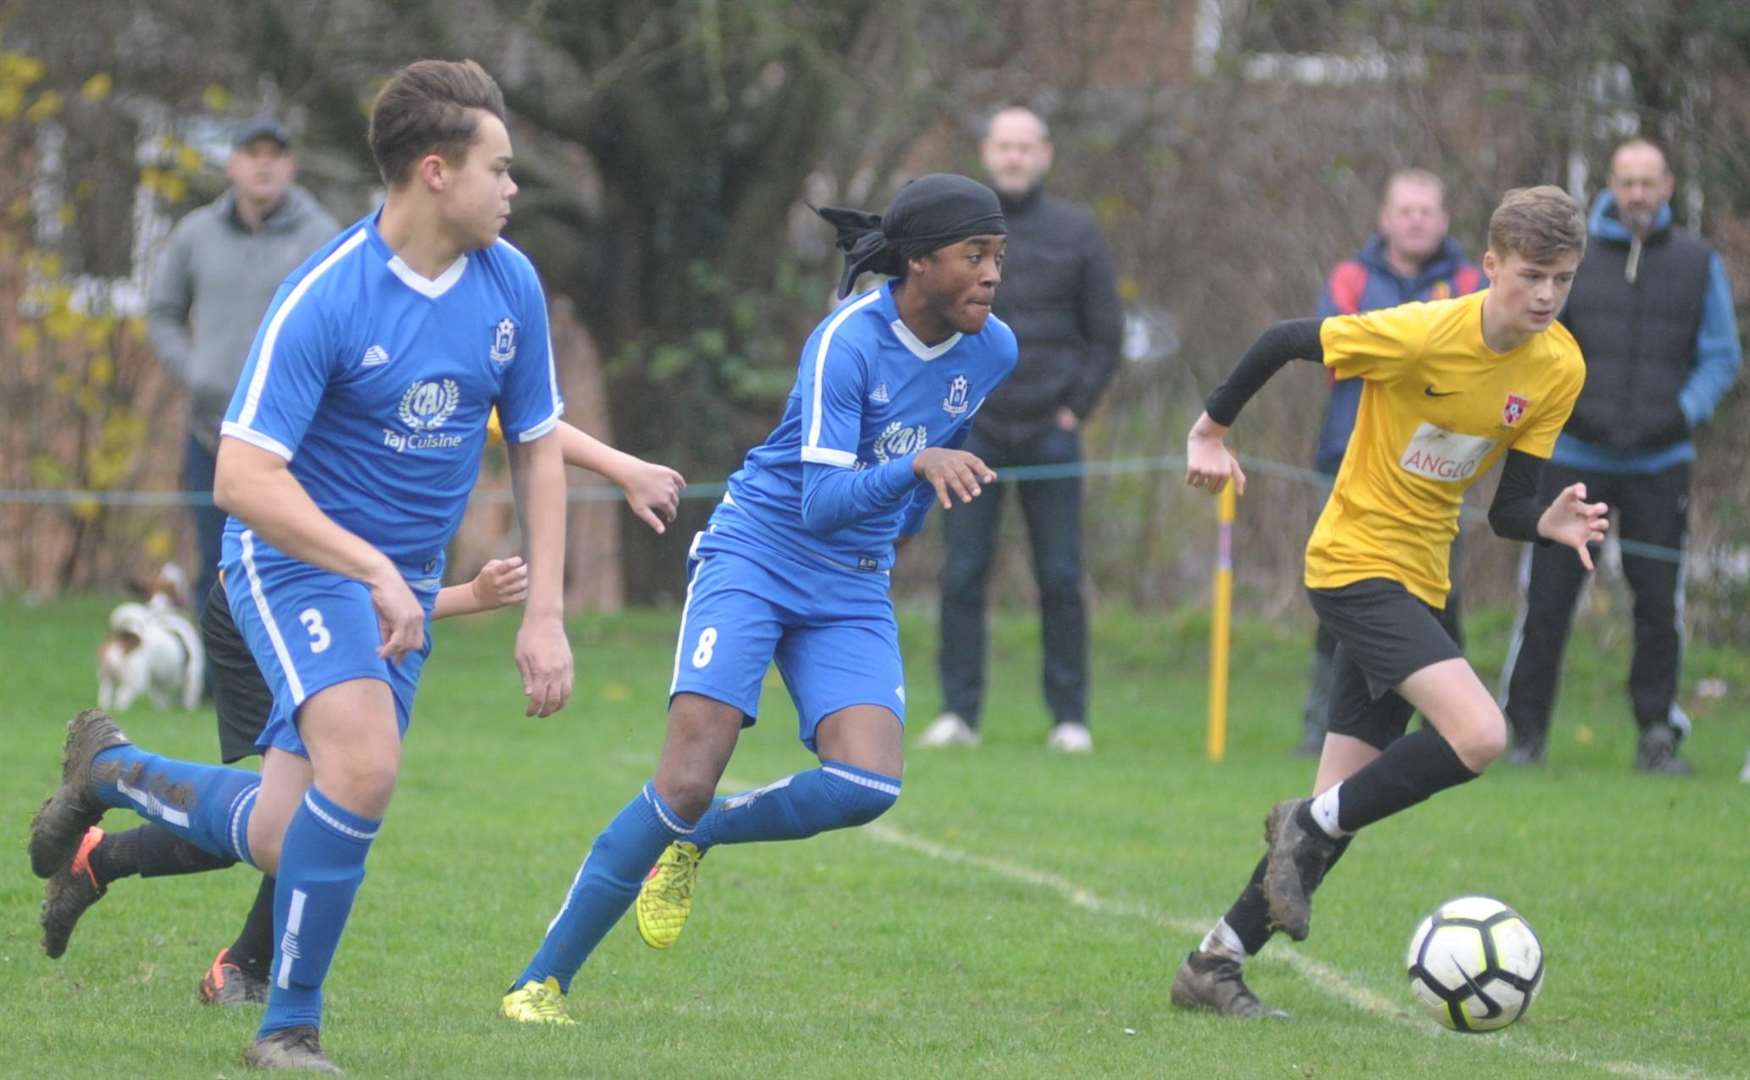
[{"left": 814, "top": 173, "right": 1007, "bottom": 299}]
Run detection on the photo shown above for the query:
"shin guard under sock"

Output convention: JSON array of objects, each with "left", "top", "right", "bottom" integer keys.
[
  {"left": 90, "top": 746, "right": 259, "bottom": 866},
  {"left": 258, "top": 788, "right": 378, "bottom": 1037},
  {"left": 1332, "top": 728, "right": 1478, "bottom": 833},
  {"left": 516, "top": 783, "right": 697, "bottom": 992},
  {"left": 689, "top": 761, "right": 901, "bottom": 850}
]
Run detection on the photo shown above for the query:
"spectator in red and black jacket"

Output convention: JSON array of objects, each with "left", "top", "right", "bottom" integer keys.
[
  {"left": 1313, "top": 171, "right": 1485, "bottom": 473},
  {"left": 1298, "top": 169, "right": 1483, "bottom": 755}
]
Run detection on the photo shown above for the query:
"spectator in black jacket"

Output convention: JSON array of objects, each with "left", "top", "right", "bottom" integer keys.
[
  {"left": 1500, "top": 138, "right": 1741, "bottom": 774},
  {"left": 919, "top": 107, "right": 1123, "bottom": 753}
]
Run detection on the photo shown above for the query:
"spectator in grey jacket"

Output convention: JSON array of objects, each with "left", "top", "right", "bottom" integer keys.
[
  {"left": 920, "top": 106, "right": 1123, "bottom": 753},
  {"left": 148, "top": 118, "right": 340, "bottom": 641}
]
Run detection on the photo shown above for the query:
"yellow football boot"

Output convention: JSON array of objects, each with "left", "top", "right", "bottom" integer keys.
[
  {"left": 635, "top": 841, "right": 703, "bottom": 949},
  {"left": 501, "top": 976, "right": 576, "bottom": 1025}
]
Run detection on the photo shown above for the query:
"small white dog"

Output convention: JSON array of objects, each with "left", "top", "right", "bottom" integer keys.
[{"left": 96, "top": 564, "right": 205, "bottom": 712}]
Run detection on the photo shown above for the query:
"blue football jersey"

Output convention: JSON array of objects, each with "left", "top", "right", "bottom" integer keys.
[
  {"left": 714, "top": 280, "right": 1017, "bottom": 571},
  {"left": 220, "top": 211, "right": 563, "bottom": 566}
]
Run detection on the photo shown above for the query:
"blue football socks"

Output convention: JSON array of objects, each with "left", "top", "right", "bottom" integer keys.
[
  {"left": 259, "top": 787, "right": 380, "bottom": 1037},
  {"left": 516, "top": 783, "right": 697, "bottom": 993},
  {"left": 92, "top": 745, "right": 260, "bottom": 866},
  {"left": 690, "top": 760, "right": 900, "bottom": 850}
]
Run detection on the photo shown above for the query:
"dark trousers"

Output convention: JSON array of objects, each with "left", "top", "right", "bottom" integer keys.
[
  {"left": 938, "top": 425, "right": 1087, "bottom": 729},
  {"left": 1501, "top": 461, "right": 1689, "bottom": 744},
  {"left": 183, "top": 434, "right": 226, "bottom": 690}
]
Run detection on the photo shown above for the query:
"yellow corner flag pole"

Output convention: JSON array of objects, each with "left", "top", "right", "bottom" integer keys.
[{"left": 1207, "top": 482, "right": 1236, "bottom": 762}]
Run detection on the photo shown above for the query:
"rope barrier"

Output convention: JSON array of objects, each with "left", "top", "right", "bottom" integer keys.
[{"left": 0, "top": 449, "right": 1695, "bottom": 564}]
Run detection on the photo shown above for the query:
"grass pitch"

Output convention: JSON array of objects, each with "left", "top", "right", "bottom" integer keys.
[{"left": 2, "top": 595, "right": 1746, "bottom": 1078}]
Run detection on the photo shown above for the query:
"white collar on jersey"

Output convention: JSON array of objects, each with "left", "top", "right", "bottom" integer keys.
[
  {"left": 386, "top": 253, "right": 469, "bottom": 299},
  {"left": 889, "top": 318, "right": 962, "bottom": 361}
]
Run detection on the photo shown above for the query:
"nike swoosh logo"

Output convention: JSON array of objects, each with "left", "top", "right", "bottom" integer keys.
[{"left": 1424, "top": 387, "right": 1461, "bottom": 398}]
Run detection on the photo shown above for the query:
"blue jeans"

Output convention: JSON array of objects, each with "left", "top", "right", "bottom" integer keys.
[{"left": 937, "top": 425, "right": 1087, "bottom": 729}]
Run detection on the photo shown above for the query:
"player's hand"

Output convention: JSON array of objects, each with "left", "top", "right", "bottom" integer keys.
[
  {"left": 470, "top": 556, "right": 529, "bottom": 610},
  {"left": 369, "top": 569, "right": 426, "bottom": 663},
  {"left": 1538, "top": 482, "right": 1610, "bottom": 571},
  {"left": 515, "top": 614, "right": 573, "bottom": 717},
  {"left": 1185, "top": 414, "right": 1246, "bottom": 496},
  {"left": 913, "top": 448, "right": 996, "bottom": 509},
  {"left": 620, "top": 459, "right": 686, "bottom": 534},
  {"left": 1055, "top": 405, "right": 1080, "bottom": 432}
]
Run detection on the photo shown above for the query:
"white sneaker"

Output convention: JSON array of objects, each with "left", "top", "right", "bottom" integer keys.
[
  {"left": 1046, "top": 722, "right": 1093, "bottom": 753},
  {"left": 916, "top": 713, "right": 979, "bottom": 748},
  {"left": 1739, "top": 749, "right": 1749, "bottom": 783}
]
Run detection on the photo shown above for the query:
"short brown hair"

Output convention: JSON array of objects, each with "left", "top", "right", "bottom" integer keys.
[
  {"left": 368, "top": 59, "right": 506, "bottom": 186},
  {"left": 1487, "top": 185, "right": 1586, "bottom": 263}
]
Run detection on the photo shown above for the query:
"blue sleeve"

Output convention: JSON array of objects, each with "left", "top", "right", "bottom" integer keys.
[
  {"left": 795, "top": 324, "right": 921, "bottom": 535},
  {"left": 1314, "top": 377, "right": 1364, "bottom": 475},
  {"left": 497, "top": 255, "right": 564, "bottom": 442},
  {"left": 1679, "top": 253, "right": 1742, "bottom": 427},
  {"left": 219, "top": 279, "right": 336, "bottom": 461},
  {"left": 796, "top": 321, "right": 871, "bottom": 470},
  {"left": 895, "top": 424, "right": 970, "bottom": 538},
  {"left": 801, "top": 459, "right": 919, "bottom": 536},
  {"left": 1311, "top": 262, "right": 1366, "bottom": 470}
]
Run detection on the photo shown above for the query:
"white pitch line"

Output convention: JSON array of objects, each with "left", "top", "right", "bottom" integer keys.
[{"left": 858, "top": 820, "right": 1711, "bottom": 1080}]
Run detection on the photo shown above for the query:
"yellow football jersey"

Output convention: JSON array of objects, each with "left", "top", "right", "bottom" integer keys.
[
  {"left": 487, "top": 407, "right": 504, "bottom": 445},
  {"left": 1305, "top": 291, "right": 1585, "bottom": 608}
]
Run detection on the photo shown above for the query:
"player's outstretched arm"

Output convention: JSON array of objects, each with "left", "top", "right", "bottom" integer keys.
[
  {"left": 508, "top": 431, "right": 574, "bottom": 717},
  {"left": 913, "top": 447, "right": 997, "bottom": 510},
  {"left": 1184, "top": 413, "right": 1247, "bottom": 496},
  {"left": 1536, "top": 482, "right": 1610, "bottom": 571},
  {"left": 555, "top": 421, "right": 685, "bottom": 534},
  {"left": 214, "top": 437, "right": 425, "bottom": 661},
  {"left": 1486, "top": 449, "right": 1608, "bottom": 570},
  {"left": 432, "top": 556, "right": 529, "bottom": 620},
  {"left": 1185, "top": 317, "right": 1325, "bottom": 496}
]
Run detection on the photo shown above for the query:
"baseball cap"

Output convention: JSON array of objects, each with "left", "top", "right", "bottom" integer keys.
[{"left": 233, "top": 117, "right": 290, "bottom": 148}]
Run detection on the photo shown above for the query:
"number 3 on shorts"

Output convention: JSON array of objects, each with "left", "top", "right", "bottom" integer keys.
[
  {"left": 299, "top": 607, "right": 332, "bottom": 654},
  {"left": 691, "top": 626, "right": 717, "bottom": 669}
]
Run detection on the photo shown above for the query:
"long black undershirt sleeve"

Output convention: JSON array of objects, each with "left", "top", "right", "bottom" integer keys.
[
  {"left": 1204, "top": 318, "right": 1326, "bottom": 426},
  {"left": 1206, "top": 320, "right": 1549, "bottom": 544},
  {"left": 1489, "top": 449, "right": 1549, "bottom": 543}
]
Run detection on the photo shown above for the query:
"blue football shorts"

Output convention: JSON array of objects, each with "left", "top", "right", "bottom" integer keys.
[
  {"left": 669, "top": 530, "right": 906, "bottom": 751},
  {"left": 222, "top": 527, "right": 439, "bottom": 758}
]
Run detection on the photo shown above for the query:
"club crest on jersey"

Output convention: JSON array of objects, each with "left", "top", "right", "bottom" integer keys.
[
  {"left": 943, "top": 375, "right": 970, "bottom": 416},
  {"left": 398, "top": 378, "right": 460, "bottom": 432},
  {"left": 1503, "top": 393, "right": 1529, "bottom": 426},
  {"left": 489, "top": 318, "right": 518, "bottom": 364},
  {"left": 872, "top": 420, "right": 928, "bottom": 464},
  {"left": 386, "top": 379, "right": 464, "bottom": 453}
]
